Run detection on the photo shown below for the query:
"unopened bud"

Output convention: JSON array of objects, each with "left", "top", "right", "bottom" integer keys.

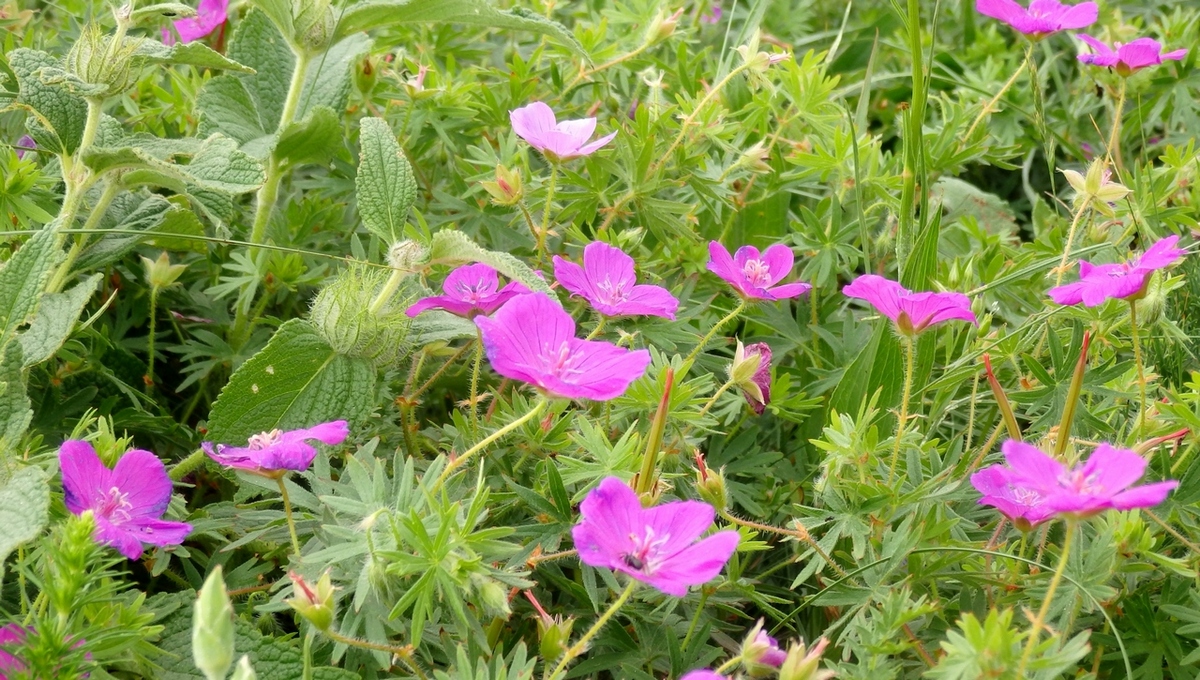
[
  {"left": 741, "top": 620, "right": 787, "bottom": 676},
  {"left": 193, "top": 566, "right": 235, "bottom": 680},
  {"left": 355, "top": 54, "right": 378, "bottom": 94},
  {"left": 694, "top": 452, "right": 728, "bottom": 512},
  {"left": 729, "top": 340, "right": 772, "bottom": 415},
  {"left": 537, "top": 614, "right": 574, "bottom": 663},
  {"left": 481, "top": 164, "right": 524, "bottom": 206},
  {"left": 286, "top": 571, "right": 336, "bottom": 631},
  {"left": 778, "top": 637, "right": 834, "bottom": 680},
  {"left": 142, "top": 251, "right": 188, "bottom": 290},
  {"left": 474, "top": 576, "right": 512, "bottom": 619},
  {"left": 733, "top": 141, "right": 773, "bottom": 174},
  {"left": 645, "top": 8, "right": 683, "bottom": 44},
  {"left": 230, "top": 655, "right": 257, "bottom": 680}
]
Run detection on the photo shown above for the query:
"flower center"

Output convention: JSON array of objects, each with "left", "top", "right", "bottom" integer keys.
[
  {"left": 742, "top": 259, "right": 773, "bottom": 287},
  {"left": 453, "top": 280, "right": 491, "bottom": 304},
  {"left": 97, "top": 486, "right": 133, "bottom": 525},
  {"left": 1011, "top": 487, "right": 1044, "bottom": 507},
  {"left": 621, "top": 526, "right": 671, "bottom": 575},
  {"left": 1058, "top": 469, "right": 1102, "bottom": 495},
  {"left": 594, "top": 276, "right": 629, "bottom": 306},
  {"left": 248, "top": 429, "right": 284, "bottom": 450},
  {"left": 541, "top": 341, "right": 584, "bottom": 379}
]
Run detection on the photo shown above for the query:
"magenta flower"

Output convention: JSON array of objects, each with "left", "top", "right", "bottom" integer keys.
[
  {"left": 1048, "top": 235, "right": 1185, "bottom": 307},
  {"left": 572, "top": 477, "right": 740, "bottom": 597},
  {"left": 163, "top": 0, "right": 228, "bottom": 44},
  {"left": 842, "top": 275, "right": 977, "bottom": 336},
  {"left": 202, "top": 421, "right": 350, "bottom": 476},
  {"left": 14, "top": 135, "right": 35, "bottom": 160},
  {"left": 744, "top": 628, "right": 788, "bottom": 668},
  {"left": 59, "top": 441, "right": 192, "bottom": 560},
  {"left": 975, "top": 0, "right": 1097, "bottom": 37},
  {"left": 701, "top": 5, "right": 723, "bottom": 24},
  {"left": 552, "top": 242, "right": 679, "bottom": 319},
  {"left": 406, "top": 263, "right": 530, "bottom": 319},
  {"left": 475, "top": 293, "right": 650, "bottom": 401},
  {"left": 1077, "top": 36, "right": 1188, "bottom": 74},
  {"left": 707, "top": 242, "right": 811, "bottom": 301},
  {"left": 0, "top": 624, "right": 23, "bottom": 676},
  {"left": 970, "top": 464, "right": 1055, "bottom": 529},
  {"left": 732, "top": 341, "right": 772, "bottom": 415},
  {"left": 681, "top": 672, "right": 727, "bottom": 680},
  {"left": 510, "top": 102, "right": 617, "bottom": 163},
  {"left": 976, "top": 440, "right": 1178, "bottom": 520}
]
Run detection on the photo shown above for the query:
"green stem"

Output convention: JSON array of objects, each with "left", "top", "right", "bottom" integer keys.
[
  {"left": 680, "top": 590, "right": 709, "bottom": 651},
  {"left": 47, "top": 179, "right": 119, "bottom": 293},
  {"left": 432, "top": 398, "right": 547, "bottom": 491},
  {"left": 170, "top": 449, "right": 207, "bottom": 481},
  {"left": 1105, "top": 79, "right": 1127, "bottom": 176},
  {"left": 961, "top": 60, "right": 1026, "bottom": 144},
  {"left": 145, "top": 286, "right": 159, "bottom": 393},
  {"left": 1016, "top": 519, "right": 1076, "bottom": 676},
  {"left": 652, "top": 62, "right": 753, "bottom": 176},
  {"left": 697, "top": 379, "right": 735, "bottom": 419},
  {"left": 1129, "top": 301, "right": 1147, "bottom": 441},
  {"left": 888, "top": 335, "right": 916, "bottom": 486},
  {"left": 546, "top": 581, "right": 637, "bottom": 680},
  {"left": 1054, "top": 198, "right": 1091, "bottom": 287},
  {"left": 469, "top": 329, "right": 484, "bottom": 434},
  {"left": 409, "top": 341, "right": 475, "bottom": 400},
  {"left": 715, "top": 656, "right": 742, "bottom": 674},
  {"left": 585, "top": 316, "right": 607, "bottom": 340},
  {"left": 324, "top": 630, "right": 428, "bottom": 680},
  {"left": 369, "top": 267, "right": 407, "bottom": 315},
  {"left": 721, "top": 510, "right": 848, "bottom": 580},
  {"left": 277, "top": 476, "right": 302, "bottom": 558},
  {"left": 569, "top": 40, "right": 652, "bottom": 87},
  {"left": 78, "top": 98, "right": 104, "bottom": 160},
  {"left": 683, "top": 300, "right": 746, "bottom": 368},
  {"left": 537, "top": 164, "right": 559, "bottom": 267},
  {"left": 1054, "top": 331, "right": 1091, "bottom": 459}
]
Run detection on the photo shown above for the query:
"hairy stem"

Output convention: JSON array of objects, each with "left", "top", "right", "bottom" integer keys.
[
  {"left": 1105, "top": 78, "right": 1127, "bottom": 176},
  {"left": 546, "top": 580, "right": 637, "bottom": 680},
  {"left": 683, "top": 300, "right": 746, "bottom": 369},
  {"left": 277, "top": 476, "right": 302, "bottom": 558},
  {"left": 1016, "top": 519, "right": 1076, "bottom": 676},
  {"left": 537, "top": 164, "right": 559, "bottom": 268},
  {"left": 368, "top": 267, "right": 407, "bottom": 315},
  {"left": 324, "top": 630, "right": 428, "bottom": 680},
  {"left": 432, "top": 397, "right": 547, "bottom": 491},
  {"left": 1129, "top": 301, "right": 1147, "bottom": 441},
  {"left": 145, "top": 287, "right": 159, "bottom": 392},
  {"left": 170, "top": 449, "right": 207, "bottom": 481},
  {"left": 469, "top": 328, "right": 484, "bottom": 434},
  {"left": 888, "top": 335, "right": 916, "bottom": 486},
  {"left": 721, "top": 510, "right": 848, "bottom": 579}
]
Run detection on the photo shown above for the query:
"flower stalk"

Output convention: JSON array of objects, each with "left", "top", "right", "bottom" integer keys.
[
  {"left": 888, "top": 335, "right": 917, "bottom": 486},
  {"left": 545, "top": 580, "right": 637, "bottom": 680},
  {"left": 433, "top": 397, "right": 548, "bottom": 491},
  {"left": 1016, "top": 518, "right": 1076, "bottom": 676},
  {"left": 1128, "top": 301, "right": 1147, "bottom": 440},
  {"left": 1054, "top": 331, "right": 1091, "bottom": 459},
  {"left": 277, "top": 476, "right": 303, "bottom": 557},
  {"left": 683, "top": 301, "right": 746, "bottom": 368}
]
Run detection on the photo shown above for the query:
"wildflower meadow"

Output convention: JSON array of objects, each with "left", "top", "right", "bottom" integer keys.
[{"left": 2, "top": 0, "right": 1200, "bottom": 677}]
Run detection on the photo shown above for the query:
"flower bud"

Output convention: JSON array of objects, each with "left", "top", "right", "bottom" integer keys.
[
  {"left": 286, "top": 571, "right": 336, "bottom": 631},
  {"left": 729, "top": 341, "right": 771, "bottom": 415},
  {"left": 387, "top": 240, "right": 429, "bottom": 272},
  {"left": 537, "top": 614, "right": 575, "bottom": 663},
  {"left": 741, "top": 620, "right": 787, "bottom": 676},
  {"left": 65, "top": 23, "right": 136, "bottom": 97},
  {"left": 142, "top": 251, "right": 188, "bottom": 290},
  {"left": 732, "top": 141, "right": 773, "bottom": 175},
  {"left": 481, "top": 165, "right": 524, "bottom": 206},
  {"left": 1137, "top": 276, "right": 1166, "bottom": 325},
  {"left": 473, "top": 575, "right": 512, "bottom": 619},
  {"left": 778, "top": 637, "right": 834, "bottom": 680},
  {"left": 193, "top": 566, "right": 235, "bottom": 680},
  {"left": 693, "top": 451, "right": 728, "bottom": 512},
  {"left": 644, "top": 8, "right": 683, "bottom": 44},
  {"left": 355, "top": 54, "right": 378, "bottom": 95},
  {"left": 230, "top": 655, "right": 257, "bottom": 680}
]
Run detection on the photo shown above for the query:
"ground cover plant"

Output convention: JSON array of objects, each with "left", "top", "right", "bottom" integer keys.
[{"left": 1, "top": 0, "right": 1200, "bottom": 676}]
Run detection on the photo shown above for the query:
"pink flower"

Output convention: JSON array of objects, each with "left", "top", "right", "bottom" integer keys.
[
  {"left": 14, "top": 135, "right": 35, "bottom": 160},
  {"left": 572, "top": 477, "right": 740, "bottom": 597},
  {"left": 842, "top": 275, "right": 977, "bottom": 336},
  {"left": 1048, "top": 235, "right": 1185, "bottom": 307},
  {"left": 707, "top": 242, "right": 811, "bottom": 301},
  {"left": 681, "top": 672, "right": 727, "bottom": 680},
  {"left": 975, "top": 440, "right": 1178, "bottom": 520},
  {"left": 59, "top": 441, "right": 192, "bottom": 560},
  {"left": 202, "top": 421, "right": 350, "bottom": 476},
  {"left": 552, "top": 242, "right": 679, "bottom": 319},
  {"left": 510, "top": 102, "right": 617, "bottom": 162},
  {"left": 732, "top": 341, "right": 772, "bottom": 415},
  {"left": 405, "top": 263, "right": 530, "bottom": 319},
  {"left": 475, "top": 293, "right": 651, "bottom": 401},
  {"left": 1077, "top": 36, "right": 1188, "bottom": 74},
  {"left": 701, "top": 5, "right": 723, "bottom": 24},
  {"left": 0, "top": 624, "right": 24, "bottom": 676},
  {"left": 970, "top": 463, "right": 1055, "bottom": 529},
  {"left": 975, "top": 0, "right": 1097, "bottom": 37},
  {"left": 162, "top": 0, "right": 228, "bottom": 44},
  {"left": 743, "top": 627, "right": 788, "bottom": 668}
]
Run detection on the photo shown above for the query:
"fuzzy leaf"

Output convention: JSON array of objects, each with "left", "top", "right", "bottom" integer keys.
[
  {"left": 298, "top": 33, "right": 372, "bottom": 119},
  {"left": 207, "top": 319, "right": 376, "bottom": 445},
  {"left": 76, "top": 193, "right": 206, "bottom": 271},
  {"left": 356, "top": 117, "right": 416, "bottom": 243},
  {"left": 276, "top": 105, "right": 341, "bottom": 166},
  {"left": 18, "top": 274, "right": 101, "bottom": 367},
  {"left": 408, "top": 310, "right": 478, "bottom": 346},
  {"left": 131, "top": 38, "right": 255, "bottom": 73},
  {"left": 228, "top": 10, "right": 293, "bottom": 131},
  {"left": 197, "top": 75, "right": 272, "bottom": 153},
  {"left": 0, "top": 228, "right": 63, "bottom": 345},
  {"left": 83, "top": 134, "right": 265, "bottom": 194},
  {"left": 0, "top": 465, "right": 49, "bottom": 586},
  {"left": 428, "top": 230, "right": 552, "bottom": 295},
  {"left": 0, "top": 343, "right": 31, "bottom": 457},
  {"left": 6, "top": 49, "right": 87, "bottom": 155}
]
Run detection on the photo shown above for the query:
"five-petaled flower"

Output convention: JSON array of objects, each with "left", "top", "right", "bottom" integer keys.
[
  {"left": 406, "top": 263, "right": 529, "bottom": 319},
  {"left": 510, "top": 102, "right": 617, "bottom": 163},
  {"left": 163, "top": 0, "right": 228, "bottom": 44},
  {"left": 842, "top": 275, "right": 977, "bottom": 336},
  {"left": 475, "top": 292, "right": 651, "bottom": 401},
  {"left": 974, "top": 440, "right": 1178, "bottom": 521},
  {"left": 975, "top": 0, "right": 1097, "bottom": 38},
  {"left": 202, "top": 421, "right": 350, "bottom": 477},
  {"left": 59, "top": 440, "right": 192, "bottom": 560},
  {"left": 1077, "top": 36, "right": 1188, "bottom": 75},
  {"left": 1048, "top": 235, "right": 1185, "bottom": 307},
  {"left": 707, "top": 242, "right": 811, "bottom": 302},
  {"left": 552, "top": 242, "right": 679, "bottom": 319},
  {"left": 572, "top": 476, "right": 740, "bottom": 597}
]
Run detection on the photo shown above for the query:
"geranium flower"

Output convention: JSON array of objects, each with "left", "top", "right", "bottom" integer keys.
[
  {"left": 701, "top": 6, "right": 723, "bottom": 24},
  {"left": 976, "top": 440, "right": 1178, "bottom": 519},
  {"left": 510, "top": 102, "right": 617, "bottom": 162},
  {"left": 475, "top": 292, "right": 651, "bottom": 401},
  {"left": 681, "top": 672, "right": 726, "bottom": 680},
  {"left": 842, "top": 275, "right": 977, "bottom": 336},
  {"left": 707, "top": 242, "right": 811, "bottom": 301},
  {"left": 163, "top": 0, "right": 227, "bottom": 44},
  {"left": 730, "top": 341, "right": 771, "bottom": 415},
  {"left": 742, "top": 623, "right": 788, "bottom": 669},
  {"left": 406, "top": 263, "right": 529, "bottom": 318},
  {"left": 975, "top": 0, "right": 1097, "bottom": 37},
  {"left": 14, "top": 135, "right": 35, "bottom": 160},
  {"left": 1048, "top": 235, "right": 1185, "bottom": 307},
  {"left": 1077, "top": 36, "right": 1187, "bottom": 74},
  {"left": 0, "top": 624, "right": 23, "bottom": 676},
  {"left": 552, "top": 242, "right": 679, "bottom": 319},
  {"left": 59, "top": 440, "right": 192, "bottom": 560},
  {"left": 202, "top": 421, "right": 350, "bottom": 476},
  {"left": 970, "top": 463, "right": 1055, "bottom": 529},
  {"left": 572, "top": 477, "right": 740, "bottom": 597}
]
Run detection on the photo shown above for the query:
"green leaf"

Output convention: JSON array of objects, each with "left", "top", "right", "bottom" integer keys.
[
  {"left": 428, "top": 230, "right": 552, "bottom": 295},
  {"left": 83, "top": 133, "right": 266, "bottom": 194},
  {"left": 276, "top": 105, "right": 340, "bottom": 167},
  {"left": 0, "top": 342, "right": 32, "bottom": 455},
  {"left": 0, "top": 228, "right": 63, "bottom": 345},
  {"left": 197, "top": 75, "right": 273, "bottom": 155},
  {"left": 76, "top": 193, "right": 206, "bottom": 271},
  {"left": 228, "top": 10, "right": 294, "bottom": 131},
  {"left": 18, "top": 274, "right": 101, "bottom": 367},
  {"left": 356, "top": 117, "right": 417, "bottom": 243},
  {"left": 131, "top": 38, "right": 255, "bottom": 73},
  {"left": 207, "top": 319, "right": 377, "bottom": 445},
  {"left": 333, "top": 0, "right": 587, "bottom": 60},
  {"left": 0, "top": 465, "right": 49, "bottom": 586},
  {"left": 298, "top": 33, "right": 372, "bottom": 119},
  {"left": 5, "top": 49, "right": 87, "bottom": 155},
  {"left": 244, "top": 0, "right": 298, "bottom": 50},
  {"left": 408, "top": 310, "right": 478, "bottom": 346}
]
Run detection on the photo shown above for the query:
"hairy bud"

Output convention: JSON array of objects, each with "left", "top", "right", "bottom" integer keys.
[
  {"left": 286, "top": 571, "right": 336, "bottom": 631},
  {"left": 193, "top": 566, "right": 235, "bottom": 680}
]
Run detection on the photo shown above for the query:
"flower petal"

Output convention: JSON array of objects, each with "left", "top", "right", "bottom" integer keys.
[
  {"left": 573, "top": 477, "right": 639, "bottom": 568},
  {"left": 125, "top": 517, "right": 193, "bottom": 548},
  {"left": 621, "top": 284, "right": 680, "bottom": 319},
  {"left": 1079, "top": 443, "right": 1147, "bottom": 494},
  {"left": 1055, "top": 1, "right": 1097, "bottom": 29},
  {"left": 1002, "top": 439, "right": 1064, "bottom": 488},
  {"left": 555, "top": 117, "right": 597, "bottom": 145},
  {"left": 95, "top": 515, "right": 146, "bottom": 560},
  {"left": 1135, "top": 235, "right": 1184, "bottom": 271},
  {"left": 645, "top": 530, "right": 740, "bottom": 596},
  {"left": 975, "top": 0, "right": 1026, "bottom": 24},
  {"left": 283, "top": 420, "right": 350, "bottom": 447},
  {"left": 642, "top": 500, "right": 716, "bottom": 556},
  {"left": 763, "top": 282, "right": 811, "bottom": 300},
  {"left": 583, "top": 241, "right": 636, "bottom": 291},
  {"left": 259, "top": 441, "right": 320, "bottom": 472},
  {"left": 543, "top": 341, "right": 650, "bottom": 401},
  {"left": 575, "top": 130, "right": 618, "bottom": 157},
  {"left": 552, "top": 255, "right": 593, "bottom": 301},
  {"left": 759, "top": 244, "right": 795, "bottom": 287},
  {"left": 707, "top": 241, "right": 747, "bottom": 295},
  {"left": 476, "top": 292, "right": 574, "bottom": 389},
  {"left": 110, "top": 449, "right": 174, "bottom": 518},
  {"left": 59, "top": 440, "right": 112, "bottom": 516},
  {"left": 510, "top": 102, "right": 558, "bottom": 149},
  {"left": 1109, "top": 481, "right": 1178, "bottom": 510},
  {"left": 843, "top": 275, "right": 907, "bottom": 323}
]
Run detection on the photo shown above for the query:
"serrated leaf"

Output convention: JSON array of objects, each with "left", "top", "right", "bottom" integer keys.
[
  {"left": 228, "top": 10, "right": 293, "bottom": 132},
  {"left": 276, "top": 105, "right": 340, "bottom": 166},
  {"left": 333, "top": 0, "right": 587, "bottom": 60},
  {"left": 83, "top": 133, "right": 265, "bottom": 194},
  {"left": 0, "top": 465, "right": 49, "bottom": 586},
  {"left": 76, "top": 193, "right": 206, "bottom": 271},
  {"left": 207, "top": 319, "right": 376, "bottom": 445},
  {"left": 428, "top": 230, "right": 552, "bottom": 295},
  {"left": 356, "top": 117, "right": 416, "bottom": 243},
  {"left": 0, "top": 343, "right": 31, "bottom": 455},
  {"left": 298, "top": 34, "right": 372, "bottom": 117},
  {"left": 18, "top": 274, "right": 101, "bottom": 367},
  {"left": 0, "top": 228, "right": 63, "bottom": 345},
  {"left": 197, "top": 75, "right": 272, "bottom": 154},
  {"left": 6, "top": 49, "right": 87, "bottom": 155},
  {"left": 131, "top": 38, "right": 255, "bottom": 73}
]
